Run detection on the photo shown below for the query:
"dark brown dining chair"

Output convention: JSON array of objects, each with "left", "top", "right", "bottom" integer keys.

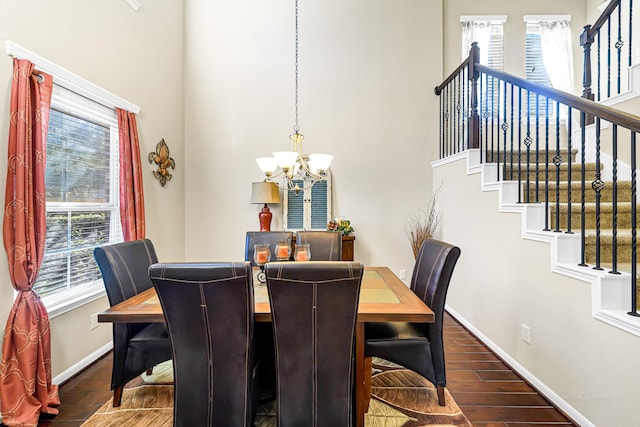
[
  {"left": 295, "top": 230, "right": 342, "bottom": 260},
  {"left": 93, "top": 239, "right": 172, "bottom": 407},
  {"left": 149, "top": 262, "right": 258, "bottom": 427},
  {"left": 266, "top": 261, "right": 364, "bottom": 427},
  {"left": 245, "top": 231, "right": 293, "bottom": 265},
  {"left": 364, "top": 239, "right": 460, "bottom": 407}
]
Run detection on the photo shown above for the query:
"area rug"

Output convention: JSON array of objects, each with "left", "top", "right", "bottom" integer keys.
[{"left": 81, "top": 359, "right": 471, "bottom": 427}]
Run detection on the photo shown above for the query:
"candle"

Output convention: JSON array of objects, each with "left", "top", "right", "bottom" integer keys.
[
  {"left": 256, "top": 250, "right": 268, "bottom": 264},
  {"left": 297, "top": 251, "right": 308, "bottom": 261},
  {"left": 277, "top": 246, "right": 289, "bottom": 258}
]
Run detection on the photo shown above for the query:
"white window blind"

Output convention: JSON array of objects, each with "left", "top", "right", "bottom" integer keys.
[
  {"left": 461, "top": 16, "right": 506, "bottom": 70},
  {"left": 33, "top": 84, "right": 122, "bottom": 299}
]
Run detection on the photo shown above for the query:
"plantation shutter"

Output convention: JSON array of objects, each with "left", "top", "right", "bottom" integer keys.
[
  {"left": 310, "top": 180, "right": 328, "bottom": 229},
  {"left": 286, "top": 180, "right": 305, "bottom": 229}
]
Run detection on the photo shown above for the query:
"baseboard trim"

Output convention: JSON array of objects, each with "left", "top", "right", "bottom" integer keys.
[
  {"left": 445, "top": 305, "right": 594, "bottom": 427},
  {"left": 53, "top": 342, "right": 113, "bottom": 386}
]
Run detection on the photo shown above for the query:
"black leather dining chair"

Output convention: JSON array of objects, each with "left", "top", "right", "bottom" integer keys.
[
  {"left": 149, "top": 262, "right": 258, "bottom": 427},
  {"left": 93, "top": 239, "right": 172, "bottom": 407},
  {"left": 245, "top": 231, "right": 293, "bottom": 265},
  {"left": 295, "top": 230, "right": 342, "bottom": 260},
  {"left": 266, "top": 261, "right": 364, "bottom": 427},
  {"left": 364, "top": 239, "right": 460, "bottom": 406}
]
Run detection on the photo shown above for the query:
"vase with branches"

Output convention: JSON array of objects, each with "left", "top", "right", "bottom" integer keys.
[{"left": 406, "top": 186, "right": 441, "bottom": 259}]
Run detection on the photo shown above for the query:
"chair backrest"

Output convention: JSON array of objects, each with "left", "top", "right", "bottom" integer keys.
[
  {"left": 149, "top": 262, "right": 255, "bottom": 427},
  {"left": 295, "top": 231, "right": 342, "bottom": 261},
  {"left": 266, "top": 261, "right": 363, "bottom": 427},
  {"left": 245, "top": 231, "right": 293, "bottom": 266},
  {"left": 94, "top": 239, "right": 158, "bottom": 307},
  {"left": 410, "top": 239, "right": 461, "bottom": 380}
]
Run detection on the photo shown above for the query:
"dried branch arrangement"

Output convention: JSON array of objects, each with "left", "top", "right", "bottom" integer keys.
[{"left": 406, "top": 186, "right": 441, "bottom": 259}]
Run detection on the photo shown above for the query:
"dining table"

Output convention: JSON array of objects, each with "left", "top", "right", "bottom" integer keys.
[{"left": 97, "top": 265, "right": 434, "bottom": 427}]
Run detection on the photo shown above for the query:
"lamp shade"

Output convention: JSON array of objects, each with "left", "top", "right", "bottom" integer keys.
[{"left": 250, "top": 181, "right": 281, "bottom": 204}]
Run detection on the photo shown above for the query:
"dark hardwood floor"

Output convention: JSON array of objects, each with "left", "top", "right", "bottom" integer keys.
[{"left": 26, "top": 312, "right": 578, "bottom": 426}]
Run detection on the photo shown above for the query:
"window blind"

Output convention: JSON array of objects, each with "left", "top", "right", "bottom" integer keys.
[{"left": 33, "top": 87, "right": 121, "bottom": 298}]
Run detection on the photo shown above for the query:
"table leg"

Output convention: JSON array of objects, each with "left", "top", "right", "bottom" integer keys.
[{"left": 355, "top": 322, "right": 365, "bottom": 427}]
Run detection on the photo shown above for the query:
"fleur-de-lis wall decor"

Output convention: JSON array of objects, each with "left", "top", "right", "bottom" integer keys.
[{"left": 148, "top": 138, "right": 175, "bottom": 187}]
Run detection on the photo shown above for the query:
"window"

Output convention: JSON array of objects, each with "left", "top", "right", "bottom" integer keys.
[
  {"left": 460, "top": 15, "right": 506, "bottom": 70},
  {"left": 4, "top": 41, "right": 140, "bottom": 316},
  {"left": 524, "top": 16, "right": 573, "bottom": 116},
  {"left": 283, "top": 173, "right": 332, "bottom": 231},
  {"left": 33, "top": 85, "right": 122, "bottom": 301}
]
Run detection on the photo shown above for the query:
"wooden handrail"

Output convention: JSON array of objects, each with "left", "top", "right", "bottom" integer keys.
[
  {"left": 434, "top": 57, "right": 470, "bottom": 95},
  {"left": 588, "top": 0, "right": 622, "bottom": 40},
  {"left": 475, "top": 64, "right": 640, "bottom": 133}
]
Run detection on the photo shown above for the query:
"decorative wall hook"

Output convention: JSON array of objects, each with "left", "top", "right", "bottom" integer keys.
[{"left": 148, "top": 138, "right": 175, "bottom": 187}]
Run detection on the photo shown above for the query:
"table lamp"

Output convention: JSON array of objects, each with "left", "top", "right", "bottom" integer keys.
[{"left": 250, "top": 181, "right": 281, "bottom": 231}]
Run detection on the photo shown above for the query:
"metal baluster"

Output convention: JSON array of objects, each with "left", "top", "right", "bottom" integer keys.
[
  {"left": 447, "top": 84, "right": 452, "bottom": 156},
  {"left": 480, "top": 73, "right": 485, "bottom": 163},
  {"left": 509, "top": 84, "right": 514, "bottom": 181},
  {"left": 629, "top": 132, "right": 639, "bottom": 316},
  {"left": 616, "top": 3, "right": 622, "bottom": 94},
  {"left": 535, "top": 93, "right": 540, "bottom": 202},
  {"left": 517, "top": 87, "right": 522, "bottom": 203},
  {"left": 525, "top": 90, "right": 532, "bottom": 203},
  {"left": 610, "top": 124, "right": 620, "bottom": 274},
  {"left": 597, "top": 30, "right": 602, "bottom": 102},
  {"left": 457, "top": 74, "right": 461, "bottom": 153},
  {"left": 445, "top": 85, "right": 449, "bottom": 157},
  {"left": 543, "top": 97, "right": 550, "bottom": 231},
  {"left": 496, "top": 78, "right": 501, "bottom": 181},
  {"left": 439, "top": 86, "right": 443, "bottom": 158},
  {"left": 491, "top": 76, "right": 495, "bottom": 164},
  {"left": 608, "top": 18, "right": 612, "bottom": 98},
  {"left": 502, "top": 81, "right": 508, "bottom": 181},
  {"left": 580, "top": 111, "right": 588, "bottom": 267},
  {"left": 554, "top": 100, "right": 562, "bottom": 232},
  {"left": 593, "top": 118, "right": 604, "bottom": 270},
  {"left": 463, "top": 67, "right": 467, "bottom": 150},
  {"left": 566, "top": 107, "right": 573, "bottom": 234},
  {"left": 630, "top": 0, "right": 634, "bottom": 68},
  {"left": 454, "top": 77, "right": 458, "bottom": 154}
]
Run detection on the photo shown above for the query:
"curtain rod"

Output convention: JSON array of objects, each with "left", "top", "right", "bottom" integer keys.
[{"left": 4, "top": 40, "right": 141, "bottom": 114}]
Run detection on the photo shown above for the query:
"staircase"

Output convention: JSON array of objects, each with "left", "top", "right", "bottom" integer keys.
[{"left": 499, "top": 148, "right": 640, "bottom": 307}]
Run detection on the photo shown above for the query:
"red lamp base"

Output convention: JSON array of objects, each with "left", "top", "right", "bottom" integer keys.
[{"left": 258, "top": 204, "right": 273, "bottom": 232}]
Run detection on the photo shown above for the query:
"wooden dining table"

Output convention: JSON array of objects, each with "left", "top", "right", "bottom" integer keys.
[{"left": 97, "top": 266, "right": 434, "bottom": 427}]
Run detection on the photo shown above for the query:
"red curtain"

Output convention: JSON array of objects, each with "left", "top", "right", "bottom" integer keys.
[
  {"left": 0, "top": 59, "right": 60, "bottom": 426},
  {"left": 117, "top": 108, "right": 146, "bottom": 241}
]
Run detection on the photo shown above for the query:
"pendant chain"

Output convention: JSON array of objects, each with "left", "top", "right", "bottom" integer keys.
[{"left": 293, "top": 0, "right": 300, "bottom": 133}]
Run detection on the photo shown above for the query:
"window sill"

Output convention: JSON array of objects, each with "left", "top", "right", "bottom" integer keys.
[{"left": 43, "top": 283, "right": 107, "bottom": 319}]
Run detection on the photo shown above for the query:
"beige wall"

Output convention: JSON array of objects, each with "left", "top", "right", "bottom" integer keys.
[
  {"left": 0, "top": 0, "right": 185, "bottom": 376},
  {"left": 444, "top": 0, "right": 588, "bottom": 96},
  {"left": 183, "top": 0, "right": 443, "bottom": 276},
  {"left": 434, "top": 156, "right": 640, "bottom": 426}
]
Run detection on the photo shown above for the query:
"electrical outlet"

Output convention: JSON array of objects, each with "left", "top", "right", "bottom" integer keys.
[
  {"left": 399, "top": 269, "right": 406, "bottom": 279},
  {"left": 521, "top": 323, "right": 531, "bottom": 344},
  {"left": 90, "top": 313, "right": 99, "bottom": 330}
]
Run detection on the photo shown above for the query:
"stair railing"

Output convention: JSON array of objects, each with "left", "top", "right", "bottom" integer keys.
[
  {"left": 436, "top": 42, "right": 640, "bottom": 317},
  {"left": 581, "top": 0, "right": 634, "bottom": 102}
]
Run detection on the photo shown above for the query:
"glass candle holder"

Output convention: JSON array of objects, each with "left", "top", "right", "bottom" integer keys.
[
  {"left": 254, "top": 243, "right": 271, "bottom": 284},
  {"left": 275, "top": 239, "right": 291, "bottom": 261},
  {"left": 294, "top": 243, "right": 311, "bottom": 261},
  {"left": 254, "top": 244, "right": 271, "bottom": 266}
]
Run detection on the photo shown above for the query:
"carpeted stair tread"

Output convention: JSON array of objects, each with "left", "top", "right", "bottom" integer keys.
[
  {"left": 484, "top": 148, "right": 578, "bottom": 164},
  {"left": 525, "top": 180, "right": 633, "bottom": 203}
]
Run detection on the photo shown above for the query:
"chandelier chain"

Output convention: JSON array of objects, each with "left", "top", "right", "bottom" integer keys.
[{"left": 294, "top": 0, "right": 300, "bottom": 133}]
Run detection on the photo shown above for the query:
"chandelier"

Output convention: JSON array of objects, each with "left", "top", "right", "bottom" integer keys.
[{"left": 255, "top": 0, "right": 333, "bottom": 194}]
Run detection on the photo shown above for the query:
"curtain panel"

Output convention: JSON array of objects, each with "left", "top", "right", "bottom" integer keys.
[
  {"left": 117, "top": 108, "right": 146, "bottom": 241},
  {"left": 0, "top": 58, "right": 60, "bottom": 427}
]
